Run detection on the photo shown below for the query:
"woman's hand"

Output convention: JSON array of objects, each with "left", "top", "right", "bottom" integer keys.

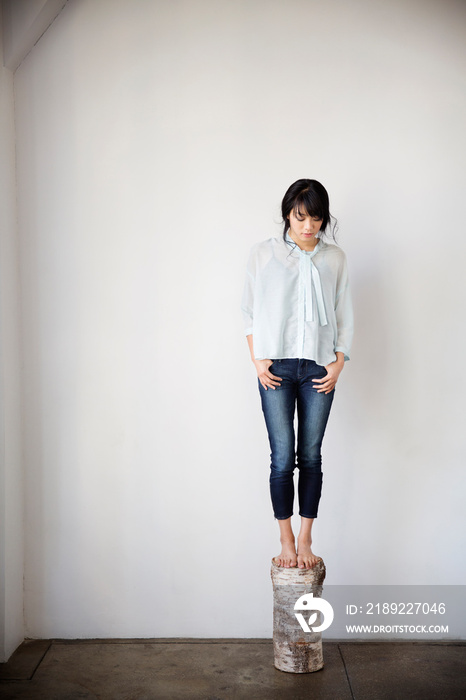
[
  {"left": 254, "top": 359, "right": 282, "bottom": 391},
  {"left": 312, "top": 353, "right": 345, "bottom": 394}
]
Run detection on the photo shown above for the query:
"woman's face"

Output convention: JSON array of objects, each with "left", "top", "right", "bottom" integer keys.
[{"left": 287, "top": 208, "right": 323, "bottom": 249}]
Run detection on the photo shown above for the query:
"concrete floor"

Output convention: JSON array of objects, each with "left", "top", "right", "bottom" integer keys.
[{"left": 1, "top": 638, "right": 465, "bottom": 699}]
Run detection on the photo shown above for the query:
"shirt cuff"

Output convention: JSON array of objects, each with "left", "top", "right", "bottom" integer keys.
[{"left": 335, "top": 346, "right": 350, "bottom": 361}]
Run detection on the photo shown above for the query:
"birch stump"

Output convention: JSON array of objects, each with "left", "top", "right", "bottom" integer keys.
[{"left": 270, "top": 557, "right": 326, "bottom": 673}]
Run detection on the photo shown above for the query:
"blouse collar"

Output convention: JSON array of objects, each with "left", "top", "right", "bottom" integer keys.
[{"left": 285, "top": 231, "right": 322, "bottom": 256}]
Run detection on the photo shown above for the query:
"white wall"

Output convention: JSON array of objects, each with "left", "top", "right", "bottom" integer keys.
[
  {"left": 0, "top": 4, "right": 24, "bottom": 661},
  {"left": 2, "top": 0, "right": 67, "bottom": 71},
  {"left": 12, "top": 0, "right": 466, "bottom": 639}
]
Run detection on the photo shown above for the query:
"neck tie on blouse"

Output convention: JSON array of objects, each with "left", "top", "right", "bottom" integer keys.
[{"left": 300, "top": 252, "right": 328, "bottom": 326}]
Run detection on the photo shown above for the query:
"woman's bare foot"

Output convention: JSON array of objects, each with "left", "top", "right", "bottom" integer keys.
[
  {"left": 297, "top": 537, "right": 321, "bottom": 569},
  {"left": 273, "top": 539, "right": 297, "bottom": 568}
]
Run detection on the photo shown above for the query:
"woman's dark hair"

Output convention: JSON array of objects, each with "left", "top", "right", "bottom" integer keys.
[{"left": 281, "top": 179, "right": 338, "bottom": 242}]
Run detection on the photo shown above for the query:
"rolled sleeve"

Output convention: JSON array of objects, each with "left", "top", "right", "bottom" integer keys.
[
  {"left": 334, "top": 254, "right": 354, "bottom": 361},
  {"left": 241, "top": 251, "right": 255, "bottom": 336}
]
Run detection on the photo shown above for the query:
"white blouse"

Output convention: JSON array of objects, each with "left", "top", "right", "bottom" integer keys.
[{"left": 241, "top": 233, "right": 354, "bottom": 366}]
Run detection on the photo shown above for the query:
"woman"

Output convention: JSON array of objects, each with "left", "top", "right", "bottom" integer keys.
[{"left": 241, "top": 179, "right": 353, "bottom": 569}]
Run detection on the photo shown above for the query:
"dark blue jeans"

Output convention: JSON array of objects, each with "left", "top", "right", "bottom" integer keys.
[{"left": 258, "top": 358, "right": 335, "bottom": 520}]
